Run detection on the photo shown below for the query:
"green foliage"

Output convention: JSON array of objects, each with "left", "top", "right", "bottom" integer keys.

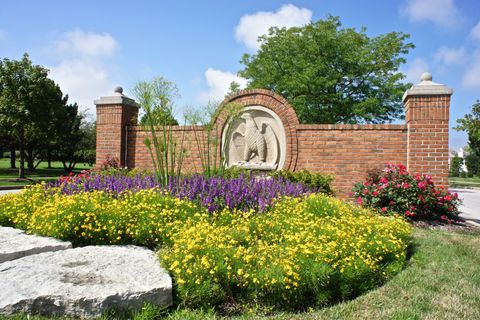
[
  {"left": 269, "top": 170, "right": 334, "bottom": 195},
  {"left": 455, "top": 100, "right": 480, "bottom": 177},
  {"left": 0, "top": 53, "right": 68, "bottom": 177},
  {"left": 184, "top": 101, "right": 243, "bottom": 178},
  {"left": 449, "top": 155, "right": 463, "bottom": 177},
  {"left": 455, "top": 100, "right": 480, "bottom": 158},
  {"left": 239, "top": 16, "right": 413, "bottom": 124},
  {"left": 184, "top": 101, "right": 221, "bottom": 178},
  {"left": 353, "top": 163, "right": 461, "bottom": 222},
  {"left": 465, "top": 152, "right": 479, "bottom": 176},
  {"left": 140, "top": 108, "right": 178, "bottom": 126},
  {"left": 133, "top": 76, "right": 185, "bottom": 185}
]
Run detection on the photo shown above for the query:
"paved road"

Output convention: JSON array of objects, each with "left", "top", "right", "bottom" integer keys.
[{"left": 451, "top": 188, "right": 480, "bottom": 224}]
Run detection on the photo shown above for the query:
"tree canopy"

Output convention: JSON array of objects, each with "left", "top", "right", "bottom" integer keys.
[
  {"left": 455, "top": 100, "right": 480, "bottom": 175},
  {"left": 134, "top": 76, "right": 179, "bottom": 126},
  {"left": 0, "top": 53, "right": 93, "bottom": 176},
  {"left": 239, "top": 16, "right": 414, "bottom": 124}
]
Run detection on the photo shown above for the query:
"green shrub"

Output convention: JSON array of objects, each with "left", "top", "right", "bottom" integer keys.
[{"left": 353, "top": 163, "right": 461, "bottom": 222}]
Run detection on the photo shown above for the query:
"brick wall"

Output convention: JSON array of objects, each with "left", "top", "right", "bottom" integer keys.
[
  {"left": 96, "top": 75, "right": 452, "bottom": 198},
  {"left": 296, "top": 124, "right": 408, "bottom": 197},
  {"left": 126, "top": 126, "right": 210, "bottom": 173},
  {"left": 404, "top": 95, "right": 451, "bottom": 188}
]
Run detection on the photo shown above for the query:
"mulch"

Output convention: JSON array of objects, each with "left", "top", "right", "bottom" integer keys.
[{"left": 412, "top": 219, "right": 480, "bottom": 233}]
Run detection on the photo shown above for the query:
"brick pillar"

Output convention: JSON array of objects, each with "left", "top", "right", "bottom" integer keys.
[
  {"left": 94, "top": 86, "right": 139, "bottom": 168},
  {"left": 403, "top": 72, "right": 453, "bottom": 188}
]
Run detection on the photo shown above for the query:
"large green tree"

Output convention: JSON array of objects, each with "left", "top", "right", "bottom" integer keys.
[
  {"left": 0, "top": 54, "right": 61, "bottom": 177},
  {"left": 239, "top": 16, "right": 414, "bottom": 124},
  {"left": 0, "top": 53, "right": 72, "bottom": 177},
  {"left": 455, "top": 100, "right": 480, "bottom": 175}
]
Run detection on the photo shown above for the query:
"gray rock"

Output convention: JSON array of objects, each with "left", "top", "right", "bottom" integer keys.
[
  {"left": 0, "top": 226, "right": 72, "bottom": 263},
  {"left": 0, "top": 245, "right": 172, "bottom": 318}
]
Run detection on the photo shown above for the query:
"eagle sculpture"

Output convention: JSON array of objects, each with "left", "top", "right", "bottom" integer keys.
[{"left": 231, "top": 112, "right": 279, "bottom": 167}]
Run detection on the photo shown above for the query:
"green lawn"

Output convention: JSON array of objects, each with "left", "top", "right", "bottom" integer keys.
[
  {"left": 449, "top": 176, "right": 480, "bottom": 188},
  {"left": 0, "top": 158, "right": 93, "bottom": 186},
  {"left": 1, "top": 227, "right": 479, "bottom": 320}
]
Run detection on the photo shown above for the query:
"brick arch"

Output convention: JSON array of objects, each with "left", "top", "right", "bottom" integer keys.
[{"left": 213, "top": 89, "right": 299, "bottom": 171}]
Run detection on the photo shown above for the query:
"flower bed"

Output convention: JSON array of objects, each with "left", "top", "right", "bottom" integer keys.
[
  {"left": 48, "top": 173, "right": 315, "bottom": 213},
  {"left": 0, "top": 183, "right": 411, "bottom": 311},
  {"left": 162, "top": 195, "right": 411, "bottom": 309}
]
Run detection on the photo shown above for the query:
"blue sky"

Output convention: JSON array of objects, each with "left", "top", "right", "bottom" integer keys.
[{"left": 1, "top": 0, "right": 479, "bottom": 150}]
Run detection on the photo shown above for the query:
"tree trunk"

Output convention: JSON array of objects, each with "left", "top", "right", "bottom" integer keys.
[
  {"left": 18, "top": 137, "right": 25, "bottom": 179},
  {"left": 26, "top": 147, "right": 35, "bottom": 172},
  {"left": 9, "top": 143, "right": 16, "bottom": 169},
  {"left": 47, "top": 148, "right": 52, "bottom": 168}
]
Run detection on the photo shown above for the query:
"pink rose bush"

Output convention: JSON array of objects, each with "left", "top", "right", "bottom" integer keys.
[{"left": 352, "top": 163, "right": 461, "bottom": 222}]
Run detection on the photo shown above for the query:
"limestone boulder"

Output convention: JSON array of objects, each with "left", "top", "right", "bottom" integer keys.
[
  {"left": 0, "top": 226, "right": 72, "bottom": 263},
  {"left": 0, "top": 245, "right": 172, "bottom": 318}
]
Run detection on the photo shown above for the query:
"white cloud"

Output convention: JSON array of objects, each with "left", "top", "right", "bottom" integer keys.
[
  {"left": 49, "top": 59, "right": 113, "bottom": 115},
  {"left": 47, "top": 29, "right": 119, "bottom": 116},
  {"left": 402, "top": 58, "right": 429, "bottom": 84},
  {"left": 54, "top": 29, "right": 117, "bottom": 58},
  {"left": 462, "top": 50, "right": 480, "bottom": 89},
  {"left": 401, "top": 0, "right": 463, "bottom": 28},
  {"left": 197, "top": 68, "right": 247, "bottom": 104},
  {"left": 235, "top": 4, "right": 312, "bottom": 51},
  {"left": 434, "top": 46, "right": 468, "bottom": 65},
  {"left": 469, "top": 21, "right": 480, "bottom": 43}
]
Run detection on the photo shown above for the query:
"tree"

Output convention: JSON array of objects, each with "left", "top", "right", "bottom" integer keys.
[
  {"left": 77, "top": 120, "right": 96, "bottom": 166},
  {"left": 449, "top": 155, "right": 463, "bottom": 177},
  {"left": 239, "top": 16, "right": 414, "bottom": 124},
  {"left": 138, "top": 78, "right": 179, "bottom": 126},
  {"left": 465, "top": 152, "right": 479, "bottom": 176},
  {"left": 455, "top": 100, "right": 480, "bottom": 156},
  {"left": 0, "top": 54, "right": 78, "bottom": 177},
  {"left": 52, "top": 102, "right": 84, "bottom": 172},
  {"left": 455, "top": 100, "right": 480, "bottom": 176},
  {"left": 23, "top": 82, "right": 67, "bottom": 172},
  {"left": 0, "top": 54, "right": 66, "bottom": 178}
]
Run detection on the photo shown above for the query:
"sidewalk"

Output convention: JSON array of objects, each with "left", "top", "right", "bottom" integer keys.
[{"left": 451, "top": 188, "right": 480, "bottom": 225}]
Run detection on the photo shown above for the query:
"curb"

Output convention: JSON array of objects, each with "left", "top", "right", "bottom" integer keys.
[{"left": 464, "top": 220, "right": 480, "bottom": 227}]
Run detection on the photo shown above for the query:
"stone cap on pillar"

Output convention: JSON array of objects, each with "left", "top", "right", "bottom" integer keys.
[
  {"left": 94, "top": 86, "right": 140, "bottom": 108},
  {"left": 402, "top": 72, "right": 453, "bottom": 102}
]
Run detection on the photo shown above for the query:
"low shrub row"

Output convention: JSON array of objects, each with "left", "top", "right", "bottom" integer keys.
[{"left": 0, "top": 184, "right": 411, "bottom": 311}]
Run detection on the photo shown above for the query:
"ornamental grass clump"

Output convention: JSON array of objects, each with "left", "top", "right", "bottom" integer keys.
[
  {"left": 352, "top": 163, "right": 461, "bottom": 222},
  {"left": 160, "top": 194, "right": 412, "bottom": 310}
]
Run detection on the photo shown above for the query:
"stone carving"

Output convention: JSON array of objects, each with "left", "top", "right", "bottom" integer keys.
[{"left": 223, "top": 106, "right": 286, "bottom": 170}]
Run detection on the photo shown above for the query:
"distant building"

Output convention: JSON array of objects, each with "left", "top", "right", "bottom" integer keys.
[{"left": 449, "top": 148, "right": 468, "bottom": 172}]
